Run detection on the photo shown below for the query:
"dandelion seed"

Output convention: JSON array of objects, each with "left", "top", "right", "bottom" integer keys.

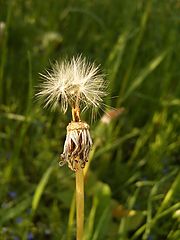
[{"left": 36, "top": 56, "right": 107, "bottom": 113}]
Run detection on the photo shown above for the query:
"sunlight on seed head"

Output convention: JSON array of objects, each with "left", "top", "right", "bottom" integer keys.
[{"left": 36, "top": 56, "right": 107, "bottom": 113}]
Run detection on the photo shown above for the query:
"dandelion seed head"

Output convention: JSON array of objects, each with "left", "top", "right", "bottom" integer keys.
[{"left": 36, "top": 56, "right": 107, "bottom": 113}]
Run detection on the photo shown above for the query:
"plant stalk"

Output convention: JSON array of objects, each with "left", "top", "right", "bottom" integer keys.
[
  {"left": 76, "top": 166, "right": 84, "bottom": 240},
  {"left": 72, "top": 106, "right": 84, "bottom": 240}
]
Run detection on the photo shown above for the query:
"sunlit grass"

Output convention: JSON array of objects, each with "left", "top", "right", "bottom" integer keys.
[{"left": 0, "top": 0, "right": 179, "bottom": 239}]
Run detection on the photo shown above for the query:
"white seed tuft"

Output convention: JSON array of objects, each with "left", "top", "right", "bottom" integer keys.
[{"left": 36, "top": 56, "right": 107, "bottom": 113}]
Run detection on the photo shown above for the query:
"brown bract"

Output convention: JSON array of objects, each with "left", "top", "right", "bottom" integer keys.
[{"left": 60, "top": 121, "right": 92, "bottom": 171}]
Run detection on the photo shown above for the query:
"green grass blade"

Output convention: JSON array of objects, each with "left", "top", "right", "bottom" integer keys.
[
  {"left": 0, "top": 198, "right": 31, "bottom": 225},
  {"left": 157, "top": 173, "right": 180, "bottom": 215},
  {"left": 26, "top": 51, "right": 33, "bottom": 113},
  {"left": 84, "top": 196, "right": 98, "bottom": 240},
  {"left": 106, "top": 30, "right": 129, "bottom": 89},
  {"left": 95, "top": 128, "right": 139, "bottom": 159},
  {"left": 32, "top": 165, "right": 53, "bottom": 213},
  {"left": 91, "top": 207, "right": 110, "bottom": 240},
  {"left": 67, "top": 193, "right": 76, "bottom": 240},
  {"left": 122, "top": 51, "right": 167, "bottom": 102},
  {"left": 0, "top": 2, "right": 12, "bottom": 103},
  {"left": 119, "top": 0, "right": 152, "bottom": 101}
]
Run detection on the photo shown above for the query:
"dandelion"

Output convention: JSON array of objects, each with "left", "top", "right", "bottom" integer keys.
[
  {"left": 36, "top": 56, "right": 106, "bottom": 113},
  {"left": 36, "top": 55, "right": 106, "bottom": 240}
]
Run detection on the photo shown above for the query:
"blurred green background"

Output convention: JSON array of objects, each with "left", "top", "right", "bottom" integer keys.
[{"left": 0, "top": 0, "right": 180, "bottom": 239}]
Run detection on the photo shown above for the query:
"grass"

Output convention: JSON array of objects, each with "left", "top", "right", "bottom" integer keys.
[{"left": 0, "top": 0, "right": 180, "bottom": 239}]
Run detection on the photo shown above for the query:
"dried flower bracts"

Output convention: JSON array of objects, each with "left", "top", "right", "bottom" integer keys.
[{"left": 60, "top": 121, "right": 92, "bottom": 171}]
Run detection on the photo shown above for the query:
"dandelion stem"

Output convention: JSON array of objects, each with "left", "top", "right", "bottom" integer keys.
[
  {"left": 72, "top": 107, "right": 81, "bottom": 122},
  {"left": 76, "top": 164, "right": 84, "bottom": 240},
  {"left": 72, "top": 107, "right": 84, "bottom": 240}
]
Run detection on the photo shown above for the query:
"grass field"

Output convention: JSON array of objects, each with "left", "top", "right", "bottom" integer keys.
[{"left": 0, "top": 0, "right": 180, "bottom": 239}]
